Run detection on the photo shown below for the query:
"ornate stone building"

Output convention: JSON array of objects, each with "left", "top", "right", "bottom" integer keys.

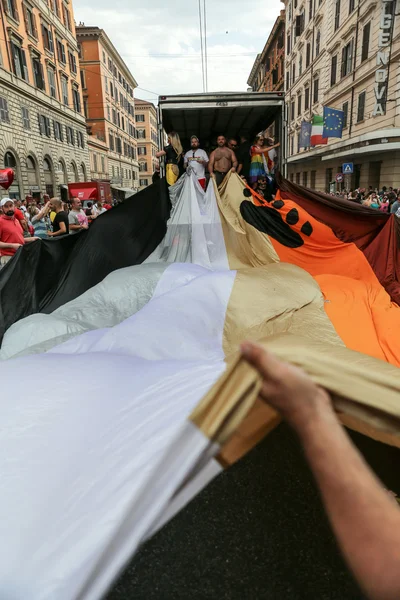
[
  {"left": 0, "top": 0, "right": 89, "bottom": 200},
  {"left": 248, "top": 10, "right": 285, "bottom": 93},
  {"left": 76, "top": 25, "right": 139, "bottom": 192},
  {"left": 134, "top": 98, "right": 158, "bottom": 189},
  {"left": 284, "top": 0, "right": 400, "bottom": 191}
]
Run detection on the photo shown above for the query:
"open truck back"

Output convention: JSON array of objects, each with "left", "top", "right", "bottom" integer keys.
[{"left": 157, "top": 91, "right": 286, "bottom": 176}]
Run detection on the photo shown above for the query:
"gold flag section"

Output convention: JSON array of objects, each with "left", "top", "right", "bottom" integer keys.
[
  {"left": 222, "top": 263, "right": 342, "bottom": 359},
  {"left": 191, "top": 335, "right": 400, "bottom": 467},
  {"left": 213, "top": 174, "right": 279, "bottom": 270}
]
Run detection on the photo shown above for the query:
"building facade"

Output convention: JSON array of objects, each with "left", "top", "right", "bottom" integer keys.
[
  {"left": 134, "top": 98, "right": 158, "bottom": 189},
  {"left": 284, "top": 0, "right": 400, "bottom": 191},
  {"left": 87, "top": 134, "right": 108, "bottom": 181},
  {"left": 76, "top": 25, "right": 139, "bottom": 192},
  {"left": 0, "top": 0, "right": 89, "bottom": 200},
  {"left": 248, "top": 11, "right": 285, "bottom": 92}
]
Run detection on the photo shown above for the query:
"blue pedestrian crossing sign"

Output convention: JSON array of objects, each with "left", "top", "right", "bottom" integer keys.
[{"left": 342, "top": 162, "right": 353, "bottom": 174}]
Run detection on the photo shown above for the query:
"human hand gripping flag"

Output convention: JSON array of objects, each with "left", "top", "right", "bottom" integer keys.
[{"left": 323, "top": 106, "right": 344, "bottom": 139}]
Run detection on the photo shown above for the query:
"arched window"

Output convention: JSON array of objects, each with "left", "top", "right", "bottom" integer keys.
[
  {"left": 43, "top": 156, "right": 54, "bottom": 196},
  {"left": 80, "top": 162, "right": 87, "bottom": 181},
  {"left": 26, "top": 156, "right": 35, "bottom": 170},
  {"left": 4, "top": 151, "right": 16, "bottom": 168},
  {"left": 58, "top": 160, "right": 67, "bottom": 184},
  {"left": 139, "top": 161, "right": 147, "bottom": 172},
  {"left": 26, "top": 155, "right": 39, "bottom": 189},
  {"left": 70, "top": 161, "right": 78, "bottom": 181}
]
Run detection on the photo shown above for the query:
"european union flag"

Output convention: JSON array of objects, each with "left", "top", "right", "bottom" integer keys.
[
  {"left": 299, "top": 121, "right": 312, "bottom": 148},
  {"left": 323, "top": 106, "right": 344, "bottom": 139}
]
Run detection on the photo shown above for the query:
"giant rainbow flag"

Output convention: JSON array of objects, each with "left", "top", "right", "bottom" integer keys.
[{"left": 0, "top": 172, "right": 399, "bottom": 599}]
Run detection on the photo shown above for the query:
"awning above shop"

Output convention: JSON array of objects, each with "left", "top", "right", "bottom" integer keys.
[{"left": 111, "top": 185, "right": 136, "bottom": 198}]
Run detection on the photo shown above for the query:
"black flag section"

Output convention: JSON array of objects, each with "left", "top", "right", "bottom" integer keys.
[{"left": 0, "top": 180, "right": 170, "bottom": 342}]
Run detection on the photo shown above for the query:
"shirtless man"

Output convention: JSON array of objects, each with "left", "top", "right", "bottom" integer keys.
[{"left": 208, "top": 135, "right": 238, "bottom": 187}]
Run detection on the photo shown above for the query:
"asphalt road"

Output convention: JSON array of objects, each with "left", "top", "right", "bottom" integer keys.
[{"left": 107, "top": 423, "right": 400, "bottom": 600}]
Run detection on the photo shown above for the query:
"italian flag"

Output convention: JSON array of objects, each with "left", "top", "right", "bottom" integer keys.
[{"left": 311, "top": 114, "right": 328, "bottom": 146}]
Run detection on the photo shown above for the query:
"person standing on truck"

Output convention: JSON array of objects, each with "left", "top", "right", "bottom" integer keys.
[
  {"left": 184, "top": 136, "right": 209, "bottom": 190},
  {"left": 249, "top": 134, "right": 280, "bottom": 187},
  {"left": 156, "top": 131, "right": 184, "bottom": 186},
  {"left": 208, "top": 135, "right": 238, "bottom": 187},
  {"left": 237, "top": 134, "right": 252, "bottom": 180}
]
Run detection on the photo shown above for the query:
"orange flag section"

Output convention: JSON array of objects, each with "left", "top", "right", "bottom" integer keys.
[{"left": 269, "top": 191, "right": 400, "bottom": 367}]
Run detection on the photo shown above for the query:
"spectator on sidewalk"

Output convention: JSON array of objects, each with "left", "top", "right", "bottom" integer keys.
[
  {"left": 91, "top": 200, "right": 107, "bottom": 218},
  {"left": 28, "top": 201, "right": 51, "bottom": 239},
  {"left": 68, "top": 197, "right": 89, "bottom": 234},
  {"left": 47, "top": 199, "right": 69, "bottom": 237},
  {"left": 0, "top": 198, "right": 38, "bottom": 268}
]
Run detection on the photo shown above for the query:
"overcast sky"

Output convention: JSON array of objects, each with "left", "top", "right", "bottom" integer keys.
[{"left": 74, "top": 0, "right": 284, "bottom": 103}]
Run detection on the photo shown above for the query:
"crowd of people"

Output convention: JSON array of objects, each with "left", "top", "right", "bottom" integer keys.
[
  {"left": 334, "top": 186, "right": 400, "bottom": 216},
  {"left": 0, "top": 194, "right": 113, "bottom": 269},
  {"left": 156, "top": 130, "right": 280, "bottom": 198}
]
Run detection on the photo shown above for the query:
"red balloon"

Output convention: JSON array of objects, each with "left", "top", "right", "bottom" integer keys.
[{"left": 0, "top": 168, "right": 14, "bottom": 190}]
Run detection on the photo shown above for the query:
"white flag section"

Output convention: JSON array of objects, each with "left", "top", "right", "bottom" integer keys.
[{"left": 0, "top": 175, "right": 238, "bottom": 600}]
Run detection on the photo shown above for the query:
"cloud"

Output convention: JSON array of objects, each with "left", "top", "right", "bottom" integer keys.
[{"left": 74, "top": 0, "right": 284, "bottom": 101}]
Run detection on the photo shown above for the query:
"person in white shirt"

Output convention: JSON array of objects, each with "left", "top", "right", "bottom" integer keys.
[
  {"left": 91, "top": 200, "right": 107, "bottom": 218},
  {"left": 184, "top": 136, "right": 208, "bottom": 190}
]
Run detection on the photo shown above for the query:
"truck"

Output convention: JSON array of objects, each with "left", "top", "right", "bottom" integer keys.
[
  {"left": 157, "top": 91, "right": 286, "bottom": 177},
  {"left": 66, "top": 181, "right": 112, "bottom": 206}
]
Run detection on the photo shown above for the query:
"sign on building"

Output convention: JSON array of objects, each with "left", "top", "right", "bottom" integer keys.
[
  {"left": 335, "top": 173, "right": 344, "bottom": 183},
  {"left": 373, "top": 1, "right": 395, "bottom": 117},
  {"left": 342, "top": 162, "right": 354, "bottom": 174}
]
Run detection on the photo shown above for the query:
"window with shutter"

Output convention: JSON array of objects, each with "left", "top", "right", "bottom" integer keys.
[
  {"left": 47, "top": 67, "right": 56, "bottom": 97},
  {"left": 334, "top": 0, "right": 340, "bottom": 31},
  {"left": 341, "top": 39, "right": 353, "bottom": 78},
  {"left": 32, "top": 56, "right": 45, "bottom": 90},
  {"left": 331, "top": 55, "right": 337, "bottom": 86},
  {"left": 306, "top": 43, "right": 311, "bottom": 68},
  {"left": 72, "top": 87, "right": 81, "bottom": 112},
  {"left": 38, "top": 114, "right": 47, "bottom": 135},
  {"left": 357, "top": 91, "right": 366, "bottom": 122},
  {"left": 316, "top": 30, "right": 321, "bottom": 56},
  {"left": 21, "top": 106, "right": 30, "bottom": 128},
  {"left": 305, "top": 86, "right": 310, "bottom": 110},
  {"left": 361, "top": 22, "right": 370, "bottom": 62},
  {"left": 313, "top": 78, "right": 319, "bottom": 103},
  {"left": 295, "top": 14, "right": 301, "bottom": 36},
  {"left": 0, "top": 97, "right": 10, "bottom": 122},
  {"left": 57, "top": 40, "right": 66, "bottom": 63},
  {"left": 5, "top": 0, "right": 19, "bottom": 21},
  {"left": 297, "top": 93, "right": 302, "bottom": 116},
  {"left": 342, "top": 101, "right": 349, "bottom": 128},
  {"left": 61, "top": 76, "right": 68, "bottom": 105},
  {"left": 11, "top": 42, "right": 22, "bottom": 78}
]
